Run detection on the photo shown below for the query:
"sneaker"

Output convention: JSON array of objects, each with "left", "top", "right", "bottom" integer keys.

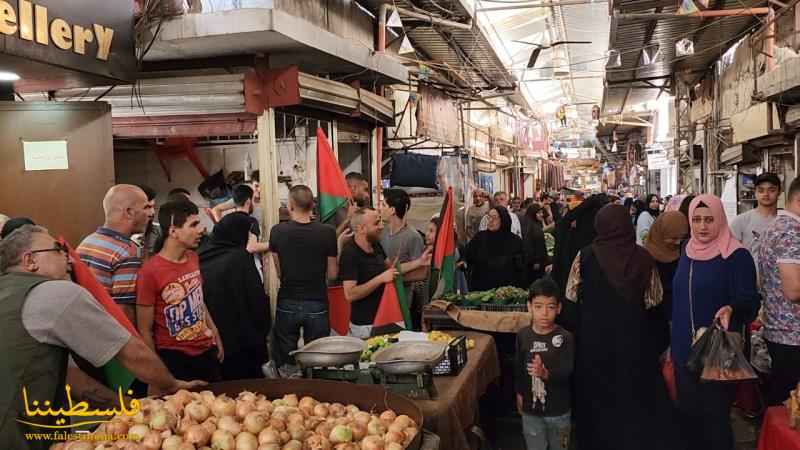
[{"left": 262, "top": 361, "right": 280, "bottom": 379}]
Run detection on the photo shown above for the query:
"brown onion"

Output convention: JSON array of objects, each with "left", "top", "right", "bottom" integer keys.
[
  {"left": 359, "top": 436, "right": 384, "bottom": 450},
  {"left": 172, "top": 389, "right": 194, "bottom": 407},
  {"left": 163, "top": 399, "right": 183, "bottom": 417},
  {"left": 258, "top": 428, "right": 281, "bottom": 445},
  {"left": 353, "top": 412, "right": 371, "bottom": 427},
  {"left": 394, "top": 415, "right": 412, "bottom": 429},
  {"left": 328, "top": 404, "right": 345, "bottom": 418},
  {"left": 185, "top": 424, "right": 210, "bottom": 446},
  {"left": 185, "top": 401, "right": 211, "bottom": 422},
  {"left": 218, "top": 416, "right": 242, "bottom": 435},
  {"left": 268, "top": 418, "right": 286, "bottom": 432},
  {"left": 150, "top": 409, "right": 177, "bottom": 432},
  {"left": 211, "top": 429, "right": 235, "bottom": 450},
  {"left": 287, "top": 423, "right": 305, "bottom": 441},
  {"left": 212, "top": 396, "right": 237, "bottom": 418},
  {"left": 384, "top": 431, "right": 404, "bottom": 444},
  {"left": 387, "top": 422, "right": 405, "bottom": 434},
  {"left": 235, "top": 432, "right": 258, "bottom": 450},
  {"left": 141, "top": 430, "right": 162, "bottom": 450},
  {"left": 367, "top": 420, "right": 386, "bottom": 436},
  {"left": 312, "top": 405, "right": 329, "bottom": 418},
  {"left": 385, "top": 443, "right": 403, "bottom": 450},
  {"left": 303, "top": 435, "right": 331, "bottom": 450},
  {"left": 161, "top": 435, "right": 183, "bottom": 450},
  {"left": 258, "top": 445, "right": 280, "bottom": 450},
  {"left": 244, "top": 412, "right": 267, "bottom": 434},
  {"left": 177, "top": 416, "right": 198, "bottom": 435},
  {"left": 200, "top": 418, "right": 217, "bottom": 436},
  {"left": 238, "top": 391, "right": 257, "bottom": 403},
  {"left": 236, "top": 401, "right": 256, "bottom": 419},
  {"left": 128, "top": 424, "right": 150, "bottom": 442},
  {"left": 255, "top": 400, "right": 274, "bottom": 414},
  {"left": 315, "top": 423, "right": 333, "bottom": 438},
  {"left": 350, "top": 423, "right": 367, "bottom": 441},
  {"left": 281, "top": 441, "right": 301, "bottom": 450},
  {"left": 378, "top": 411, "right": 396, "bottom": 426},
  {"left": 282, "top": 394, "right": 299, "bottom": 407}
]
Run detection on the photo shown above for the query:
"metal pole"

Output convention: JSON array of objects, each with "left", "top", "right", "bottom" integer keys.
[
  {"left": 477, "top": 0, "right": 607, "bottom": 12},
  {"left": 614, "top": 8, "right": 769, "bottom": 20},
  {"left": 380, "top": 4, "right": 472, "bottom": 30}
]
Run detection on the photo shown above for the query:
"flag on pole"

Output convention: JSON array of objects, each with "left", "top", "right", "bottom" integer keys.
[
  {"left": 60, "top": 238, "right": 139, "bottom": 391},
  {"left": 316, "top": 127, "right": 351, "bottom": 223},
  {"left": 373, "top": 266, "right": 412, "bottom": 329},
  {"left": 431, "top": 187, "right": 457, "bottom": 299}
]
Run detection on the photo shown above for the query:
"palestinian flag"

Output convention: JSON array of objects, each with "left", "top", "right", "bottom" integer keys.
[
  {"left": 316, "top": 127, "right": 351, "bottom": 222},
  {"left": 61, "top": 238, "right": 139, "bottom": 391},
  {"left": 431, "top": 187, "right": 456, "bottom": 299},
  {"left": 373, "top": 265, "right": 412, "bottom": 329}
]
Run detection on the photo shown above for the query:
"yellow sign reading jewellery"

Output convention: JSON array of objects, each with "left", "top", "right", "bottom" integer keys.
[
  {"left": 0, "top": 0, "right": 115, "bottom": 61},
  {"left": 16, "top": 385, "right": 141, "bottom": 429}
]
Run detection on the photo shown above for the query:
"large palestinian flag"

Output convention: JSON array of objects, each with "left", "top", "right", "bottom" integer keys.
[
  {"left": 431, "top": 187, "right": 456, "bottom": 299},
  {"left": 61, "top": 238, "right": 139, "bottom": 391},
  {"left": 316, "top": 127, "right": 351, "bottom": 222}
]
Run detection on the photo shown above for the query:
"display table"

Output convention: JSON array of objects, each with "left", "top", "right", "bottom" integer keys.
[
  {"left": 757, "top": 407, "right": 800, "bottom": 450},
  {"left": 422, "top": 301, "right": 530, "bottom": 333},
  {"left": 414, "top": 331, "right": 500, "bottom": 450}
]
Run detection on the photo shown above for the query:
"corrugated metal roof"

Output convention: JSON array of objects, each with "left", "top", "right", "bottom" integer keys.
[
  {"left": 603, "top": 0, "right": 759, "bottom": 114},
  {"left": 366, "top": 0, "right": 515, "bottom": 89}
]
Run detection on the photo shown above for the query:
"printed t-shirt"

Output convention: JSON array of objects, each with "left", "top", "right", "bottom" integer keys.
[{"left": 136, "top": 252, "right": 214, "bottom": 355}]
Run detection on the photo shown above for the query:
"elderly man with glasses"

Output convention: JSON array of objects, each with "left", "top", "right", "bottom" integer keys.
[{"left": 0, "top": 225, "right": 204, "bottom": 450}]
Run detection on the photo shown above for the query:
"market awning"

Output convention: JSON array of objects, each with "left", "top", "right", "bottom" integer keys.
[
  {"left": 140, "top": 6, "right": 408, "bottom": 85},
  {"left": 21, "top": 70, "right": 395, "bottom": 138}
]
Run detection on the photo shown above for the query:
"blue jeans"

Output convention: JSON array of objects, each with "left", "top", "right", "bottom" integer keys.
[
  {"left": 522, "top": 412, "right": 571, "bottom": 450},
  {"left": 273, "top": 299, "right": 329, "bottom": 369}
]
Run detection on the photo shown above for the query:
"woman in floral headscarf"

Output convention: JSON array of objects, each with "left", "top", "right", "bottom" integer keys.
[{"left": 670, "top": 195, "right": 760, "bottom": 450}]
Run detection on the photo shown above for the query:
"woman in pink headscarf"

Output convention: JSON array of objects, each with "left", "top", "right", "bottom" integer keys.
[{"left": 670, "top": 194, "right": 760, "bottom": 450}]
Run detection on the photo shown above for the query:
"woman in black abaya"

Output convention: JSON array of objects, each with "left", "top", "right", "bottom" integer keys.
[
  {"left": 565, "top": 204, "right": 676, "bottom": 450},
  {"left": 464, "top": 206, "right": 525, "bottom": 291},
  {"left": 199, "top": 212, "right": 271, "bottom": 380}
]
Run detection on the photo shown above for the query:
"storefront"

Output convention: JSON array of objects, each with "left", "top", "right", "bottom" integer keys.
[{"left": 0, "top": 0, "right": 136, "bottom": 244}]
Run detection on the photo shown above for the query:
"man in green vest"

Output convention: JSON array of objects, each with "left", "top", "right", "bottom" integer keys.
[{"left": 0, "top": 225, "right": 205, "bottom": 450}]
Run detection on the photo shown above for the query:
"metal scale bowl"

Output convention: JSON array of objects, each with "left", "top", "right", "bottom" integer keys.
[{"left": 292, "top": 337, "right": 447, "bottom": 400}]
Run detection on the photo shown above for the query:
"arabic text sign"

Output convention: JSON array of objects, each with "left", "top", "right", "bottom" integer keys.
[
  {"left": 18, "top": 384, "right": 140, "bottom": 429},
  {"left": 23, "top": 140, "right": 68, "bottom": 171}
]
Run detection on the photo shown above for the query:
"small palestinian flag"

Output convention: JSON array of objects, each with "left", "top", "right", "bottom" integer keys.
[
  {"left": 431, "top": 187, "right": 456, "bottom": 299},
  {"left": 316, "top": 127, "right": 351, "bottom": 222},
  {"left": 373, "top": 266, "right": 412, "bottom": 329}
]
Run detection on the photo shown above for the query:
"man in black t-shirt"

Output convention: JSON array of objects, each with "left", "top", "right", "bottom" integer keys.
[
  {"left": 339, "top": 208, "right": 397, "bottom": 338},
  {"left": 268, "top": 185, "right": 338, "bottom": 377}
]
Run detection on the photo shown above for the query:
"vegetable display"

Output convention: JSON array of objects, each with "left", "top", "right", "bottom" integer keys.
[
  {"left": 439, "top": 286, "right": 529, "bottom": 307},
  {"left": 49, "top": 390, "right": 418, "bottom": 450}
]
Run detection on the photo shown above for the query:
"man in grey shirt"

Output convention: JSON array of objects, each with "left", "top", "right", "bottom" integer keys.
[
  {"left": 380, "top": 189, "right": 431, "bottom": 312},
  {"left": 731, "top": 172, "right": 781, "bottom": 272},
  {"left": 0, "top": 226, "right": 205, "bottom": 450}
]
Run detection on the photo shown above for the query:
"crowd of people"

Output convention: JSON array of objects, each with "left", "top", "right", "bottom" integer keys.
[{"left": 2, "top": 168, "right": 800, "bottom": 450}]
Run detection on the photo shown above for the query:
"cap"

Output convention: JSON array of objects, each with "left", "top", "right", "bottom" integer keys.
[
  {"left": 1, "top": 217, "right": 35, "bottom": 239},
  {"left": 755, "top": 172, "right": 781, "bottom": 189}
]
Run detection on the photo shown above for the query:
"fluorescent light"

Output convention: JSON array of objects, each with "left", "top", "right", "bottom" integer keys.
[{"left": 0, "top": 71, "right": 20, "bottom": 81}]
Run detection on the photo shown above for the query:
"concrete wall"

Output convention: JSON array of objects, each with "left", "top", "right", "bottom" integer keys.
[
  {"left": 275, "top": 0, "right": 375, "bottom": 50},
  {"left": 114, "top": 144, "right": 258, "bottom": 206}
]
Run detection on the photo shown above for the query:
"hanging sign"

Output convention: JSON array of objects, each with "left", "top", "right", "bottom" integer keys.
[{"left": 0, "top": 0, "right": 136, "bottom": 86}]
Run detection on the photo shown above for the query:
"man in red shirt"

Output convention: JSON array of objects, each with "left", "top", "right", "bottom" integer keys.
[{"left": 136, "top": 200, "right": 224, "bottom": 382}]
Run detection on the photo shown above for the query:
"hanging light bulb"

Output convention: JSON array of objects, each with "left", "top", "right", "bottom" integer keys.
[{"left": 387, "top": 10, "right": 403, "bottom": 28}]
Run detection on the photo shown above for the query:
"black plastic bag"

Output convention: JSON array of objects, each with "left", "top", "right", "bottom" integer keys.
[{"left": 687, "top": 320, "right": 758, "bottom": 382}]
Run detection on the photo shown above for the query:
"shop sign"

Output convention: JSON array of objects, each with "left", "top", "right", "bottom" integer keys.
[{"left": 0, "top": 0, "right": 135, "bottom": 83}]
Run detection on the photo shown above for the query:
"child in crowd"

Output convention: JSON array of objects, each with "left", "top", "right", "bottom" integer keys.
[{"left": 515, "top": 278, "right": 574, "bottom": 450}]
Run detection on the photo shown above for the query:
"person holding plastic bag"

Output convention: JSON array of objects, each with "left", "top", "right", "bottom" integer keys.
[{"left": 671, "top": 194, "right": 760, "bottom": 450}]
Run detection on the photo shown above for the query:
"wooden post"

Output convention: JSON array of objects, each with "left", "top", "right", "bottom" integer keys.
[{"left": 258, "top": 108, "right": 280, "bottom": 318}]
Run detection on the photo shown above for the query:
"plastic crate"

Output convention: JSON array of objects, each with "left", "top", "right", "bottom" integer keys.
[{"left": 432, "top": 335, "right": 468, "bottom": 376}]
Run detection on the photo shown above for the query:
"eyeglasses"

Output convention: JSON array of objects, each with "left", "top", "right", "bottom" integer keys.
[{"left": 29, "top": 241, "right": 67, "bottom": 255}]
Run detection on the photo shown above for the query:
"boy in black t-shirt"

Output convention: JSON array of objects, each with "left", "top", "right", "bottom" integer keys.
[{"left": 515, "top": 278, "right": 574, "bottom": 450}]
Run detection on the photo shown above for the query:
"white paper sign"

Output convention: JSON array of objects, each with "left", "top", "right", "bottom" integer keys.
[{"left": 23, "top": 140, "right": 69, "bottom": 171}]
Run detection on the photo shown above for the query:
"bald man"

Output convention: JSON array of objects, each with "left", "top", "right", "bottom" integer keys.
[{"left": 77, "top": 184, "right": 154, "bottom": 323}]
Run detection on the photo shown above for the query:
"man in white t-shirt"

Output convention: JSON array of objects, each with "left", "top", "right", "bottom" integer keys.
[
  {"left": 480, "top": 191, "right": 522, "bottom": 237},
  {"left": 731, "top": 172, "right": 781, "bottom": 270}
]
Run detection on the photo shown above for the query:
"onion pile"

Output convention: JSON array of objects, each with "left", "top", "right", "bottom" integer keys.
[{"left": 50, "top": 391, "right": 418, "bottom": 450}]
